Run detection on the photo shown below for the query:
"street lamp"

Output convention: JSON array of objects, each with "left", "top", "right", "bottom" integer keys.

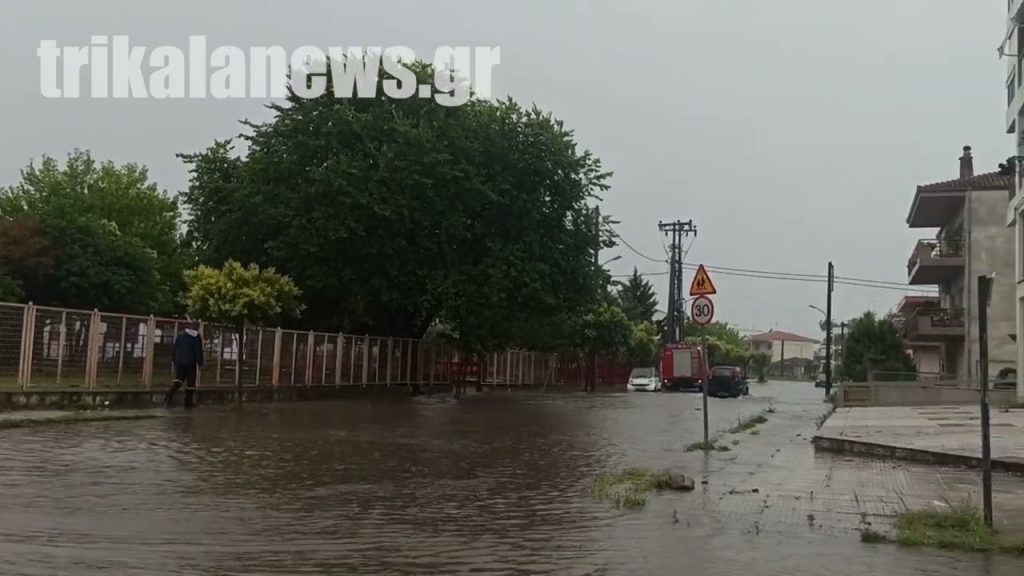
[
  {"left": 808, "top": 304, "right": 827, "bottom": 317},
  {"left": 601, "top": 255, "right": 622, "bottom": 267}
]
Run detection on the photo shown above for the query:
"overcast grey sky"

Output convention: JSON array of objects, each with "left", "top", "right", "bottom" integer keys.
[{"left": 0, "top": 0, "right": 1010, "bottom": 337}]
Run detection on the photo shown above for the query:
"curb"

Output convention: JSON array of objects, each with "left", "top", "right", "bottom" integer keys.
[
  {"left": 811, "top": 434, "right": 1024, "bottom": 474},
  {"left": 0, "top": 411, "right": 165, "bottom": 430}
]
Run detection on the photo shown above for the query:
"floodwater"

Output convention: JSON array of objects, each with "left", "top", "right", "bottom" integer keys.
[{"left": 0, "top": 384, "right": 1022, "bottom": 575}]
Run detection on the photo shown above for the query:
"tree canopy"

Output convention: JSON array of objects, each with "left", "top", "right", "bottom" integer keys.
[
  {"left": 682, "top": 321, "right": 749, "bottom": 367},
  {"left": 184, "top": 260, "right": 303, "bottom": 331},
  {"left": 571, "top": 302, "right": 633, "bottom": 357},
  {"left": 0, "top": 151, "right": 183, "bottom": 313},
  {"left": 180, "top": 60, "right": 609, "bottom": 353},
  {"left": 616, "top": 268, "right": 658, "bottom": 324},
  {"left": 840, "top": 311, "right": 915, "bottom": 382}
]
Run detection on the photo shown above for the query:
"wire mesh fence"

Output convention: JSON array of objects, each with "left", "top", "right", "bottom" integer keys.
[{"left": 0, "top": 301, "right": 601, "bottom": 391}]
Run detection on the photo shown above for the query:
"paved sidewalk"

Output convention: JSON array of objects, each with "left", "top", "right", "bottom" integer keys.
[
  {"left": 814, "top": 406, "right": 1024, "bottom": 472},
  {"left": 660, "top": 391, "right": 1024, "bottom": 540}
]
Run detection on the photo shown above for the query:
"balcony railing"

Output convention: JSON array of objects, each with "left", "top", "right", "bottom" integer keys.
[
  {"left": 906, "top": 307, "right": 966, "bottom": 340},
  {"left": 907, "top": 239, "right": 964, "bottom": 276},
  {"left": 923, "top": 307, "right": 965, "bottom": 328}
]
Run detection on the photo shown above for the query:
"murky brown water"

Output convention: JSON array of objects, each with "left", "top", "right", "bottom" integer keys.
[{"left": 1, "top": 384, "right": 1022, "bottom": 575}]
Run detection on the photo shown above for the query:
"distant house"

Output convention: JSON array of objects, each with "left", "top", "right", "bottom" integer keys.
[
  {"left": 747, "top": 330, "right": 819, "bottom": 380},
  {"left": 747, "top": 330, "right": 819, "bottom": 363}
]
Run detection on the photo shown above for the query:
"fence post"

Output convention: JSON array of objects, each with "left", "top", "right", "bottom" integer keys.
[
  {"left": 290, "top": 332, "right": 298, "bottom": 386},
  {"left": 215, "top": 328, "right": 223, "bottom": 385},
  {"left": 85, "top": 309, "right": 100, "bottom": 389},
  {"left": 386, "top": 338, "right": 394, "bottom": 386},
  {"left": 320, "top": 334, "right": 328, "bottom": 385},
  {"left": 55, "top": 310, "right": 67, "bottom": 385},
  {"left": 305, "top": 331, "right": 315, "bottom": 386},
  {"left": 349, "top": 336, "right": 356, "bottom": 384},
  {"left": 272, "top": 328, "right": 282, "bottom": 387},
  {"left": 142, "top": 315, "right": 156, "bottom": 389},
  {"left": 196, "top": 321, "right": 205, "bottom": 388},
  {"left": 255, "top": 329, "right": 264, "bottom": 386},
  {"left": 335, "top": 334, "right": 344, "bottom": 387},
  {"left": 17, "top": 303, "right": 33, "bottom": 389},
  {"left": 361, "top": 336, "right": 370, "bottom": 385},
  {"left": 234, "top": 328, "right": 242, "bottom": 389},
  {"left": 116, "top": 316, "right": 126, "bottom": 386}
]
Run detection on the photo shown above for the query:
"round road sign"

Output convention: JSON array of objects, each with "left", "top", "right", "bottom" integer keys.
[{"left": 690, "top": 296, "right": 715, "bottom": 326}]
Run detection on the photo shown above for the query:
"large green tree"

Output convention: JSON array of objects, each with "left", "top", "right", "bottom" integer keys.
[
  {"left": 840, "top": 311, "right": 915, "bottom": 382},
  {"left": 616, "top": 268, "right": 658, "bottom": 324},
  {"left": 181, "top": 59, "right": 609, "bottom": 351},
  {"left": 0, "top": 151, "right": 184, "bottom": 313}
]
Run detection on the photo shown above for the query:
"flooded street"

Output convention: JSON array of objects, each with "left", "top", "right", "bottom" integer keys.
[{"left": 1, "top": 383, "right": 1023, "bottom": 575}]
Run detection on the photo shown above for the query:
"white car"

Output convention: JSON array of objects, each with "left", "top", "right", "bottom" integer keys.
[{"left": 627, "top": 367, "right": 661, "bottom": 392}]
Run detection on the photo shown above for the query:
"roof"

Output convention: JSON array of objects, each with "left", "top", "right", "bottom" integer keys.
[
  {"left": 748, "top": 330, "right": 818, "bottom": 344},
  {"left": 916, "top": 171, "right": 1009, "bottom": 193}
]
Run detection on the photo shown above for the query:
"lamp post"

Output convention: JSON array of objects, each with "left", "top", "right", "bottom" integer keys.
[{"left": 600, "top": 255, "right": 622, "bottom": 268}]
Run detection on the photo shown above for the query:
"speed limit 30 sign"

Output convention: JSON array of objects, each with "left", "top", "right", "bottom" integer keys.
[{"left": 690, "top": 295, "right": 715, "bottom": 326}]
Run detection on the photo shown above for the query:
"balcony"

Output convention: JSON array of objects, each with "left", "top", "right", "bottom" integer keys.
[
  {"left": 906, "top": 308, "right": 966, "bottom": 341},
  {"left": 907, "top": 240, "right": 964, "bottom": 285}
]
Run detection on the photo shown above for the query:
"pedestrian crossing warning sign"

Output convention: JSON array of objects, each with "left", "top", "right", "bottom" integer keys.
[{"left": 689, "top": 264, "right": 717, "bottom": 296}]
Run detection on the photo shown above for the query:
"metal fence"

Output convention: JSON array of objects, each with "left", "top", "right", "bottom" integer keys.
[{"left": 0, "top": 301, "right": 616, "bottom": 391}]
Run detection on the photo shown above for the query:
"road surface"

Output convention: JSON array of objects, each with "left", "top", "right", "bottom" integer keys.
[{"left": 0, "top": 382, "right": 1022, "bottom": 575}]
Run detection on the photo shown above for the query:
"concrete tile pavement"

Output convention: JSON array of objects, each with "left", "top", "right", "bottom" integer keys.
[{"left": 816, "top": 406, "right": 1024, "bottom": 469}]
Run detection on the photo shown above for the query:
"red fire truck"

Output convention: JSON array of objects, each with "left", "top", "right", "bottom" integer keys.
[{"left": 661, "top": 343, "right": 708, "bottom": 392}]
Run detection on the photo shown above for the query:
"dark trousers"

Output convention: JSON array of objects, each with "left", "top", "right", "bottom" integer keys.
[{"left": 166, "top": 364, "right": 197, "bottom": 407}]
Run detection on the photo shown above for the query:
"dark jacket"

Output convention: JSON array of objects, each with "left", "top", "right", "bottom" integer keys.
[{"left": 173, "top": 329, "right": 205, "bottom": 368}]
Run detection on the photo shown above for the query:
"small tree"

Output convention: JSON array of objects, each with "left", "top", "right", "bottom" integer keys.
[
  {"left": 841, "top": 311, "right": 915, "bottom": 382},
  {"left": 624, "top": 321, "right": 659, "bottom": 367},
  {"left": 573, "top": 303, "right": 633, "bottom": 391},
  {"left": 748, "top": 352, "right": 772, "bottom": 383},
  {"left": 185, "top": 261, "right": 303, "bottom": 385}
]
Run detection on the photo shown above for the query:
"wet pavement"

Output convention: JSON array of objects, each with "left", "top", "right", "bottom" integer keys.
[
  {"left": 1, "top": 382, "right": 1023, "bottom": 575},
  {"left": 818, "top": 406, "right": 1024, "bottom": 467}
]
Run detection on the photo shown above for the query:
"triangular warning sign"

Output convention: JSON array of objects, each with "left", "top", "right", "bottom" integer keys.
[{"left": 689, "top": 264, "right": 717, "bottom": 296}]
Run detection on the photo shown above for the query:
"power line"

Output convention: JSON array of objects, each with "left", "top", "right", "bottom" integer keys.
[
  {"left": 616, "top": 265, "right": 937, "bottom": 293},
  {"left": 613, "top": 233, "right": 667, "bottom": 264},
  {"left": 607, "top": 232, "right": 935, "bottom": 293}
]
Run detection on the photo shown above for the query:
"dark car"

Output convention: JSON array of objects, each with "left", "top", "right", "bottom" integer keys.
[{"left": 707, "top": 366, "right": 749, "bottom": 398}]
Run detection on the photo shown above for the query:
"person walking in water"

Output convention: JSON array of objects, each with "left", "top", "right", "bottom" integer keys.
[{"left": 165, "top": 323, "right": 204, "bottom": 408}]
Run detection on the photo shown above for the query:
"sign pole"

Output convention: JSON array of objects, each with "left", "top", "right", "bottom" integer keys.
[
  {"left": 702, "top": 353, "right": 710, "bottom": 444},
  {"left": 978, "top": 274, "right": 993, "bottom": 528},
  {"left": 687, "top": 266, "right": 717, "bottom": 447}
]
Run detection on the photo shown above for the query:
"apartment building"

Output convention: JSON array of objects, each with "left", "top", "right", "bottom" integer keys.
[
  {"left": 905, "top": 147, "right": 1015, "bottom": 383},
  {"left": 1004, "top": 1, "right": 1024, "bottom": 401}
]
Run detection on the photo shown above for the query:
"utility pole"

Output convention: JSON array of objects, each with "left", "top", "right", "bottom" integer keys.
[
  {"left": 825, "top": 262, "right": 834, "bottom": 397},
  {"left": 658, "top": 220, "right": 697, "bottom": 343},
  {"left": 978, "top": 274, "right": 994, "bottom": 528},
  {"left": 838, "top": 321, "right": 846, "bottom": 381}
]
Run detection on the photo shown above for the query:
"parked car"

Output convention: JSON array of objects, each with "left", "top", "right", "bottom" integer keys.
[
  {"left": 814, "top": 372, "right": 827, "bottom": 388},
  {"left": 707, "top": 366, "right": 749, "bottom": 398},
  {"left": 627, "top": 366, "right": 661, "bottom": 392}
]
